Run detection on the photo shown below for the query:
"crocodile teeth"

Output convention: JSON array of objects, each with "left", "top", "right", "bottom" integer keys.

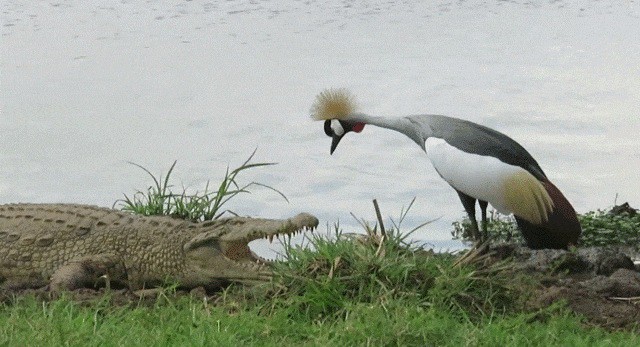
[{"left": 268, "top": 234, "right": 274, "bottom": 243}]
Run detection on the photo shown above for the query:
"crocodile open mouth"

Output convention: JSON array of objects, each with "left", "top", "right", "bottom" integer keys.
[{"left": 220, "top": 223, "right": 317, "bottom": 265}]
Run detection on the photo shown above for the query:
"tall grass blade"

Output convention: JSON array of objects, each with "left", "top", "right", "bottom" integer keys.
[{"left": 115, "top": 150, "right": 287, "bottom": 221}]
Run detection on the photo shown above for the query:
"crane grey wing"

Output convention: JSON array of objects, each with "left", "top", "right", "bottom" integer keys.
[{"left": 419, "top": 115, "right": 547, "bottom": 181}]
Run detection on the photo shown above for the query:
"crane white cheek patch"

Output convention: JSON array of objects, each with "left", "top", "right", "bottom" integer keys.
[
  {"left": 424, "top": 137, "right": 552, "bottom": 222},
  {"left": 330, "top": 119, "right": 344, "bottom": 136}
]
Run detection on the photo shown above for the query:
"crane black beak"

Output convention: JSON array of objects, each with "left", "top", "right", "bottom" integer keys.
[{"left": 330, "top": 134, "right": 344, "bottom": 155}]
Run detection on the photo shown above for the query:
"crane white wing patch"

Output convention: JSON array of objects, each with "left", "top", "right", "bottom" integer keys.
[{"left": 424, "top": 137, "right": 553, "bottom": 223}]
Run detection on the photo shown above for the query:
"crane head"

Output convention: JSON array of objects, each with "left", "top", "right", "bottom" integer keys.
[
  {"left": 310, "top": 88, "right": 365, "bottom": 154},
  {"left": 324, "top": 119, "right": 364, "bottom": 154}
]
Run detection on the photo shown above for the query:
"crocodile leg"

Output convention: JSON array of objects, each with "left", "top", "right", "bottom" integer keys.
[{"left": 49, "top": 254, "right": 128, "bottom": 292}]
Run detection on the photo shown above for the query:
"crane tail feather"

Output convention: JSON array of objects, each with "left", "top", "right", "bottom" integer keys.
[
  {"left": 515, "top": 179, "right": 581, "bottom": 249},
  {"left": 503, "top": 170, "right": 553, "bottom": 225}
]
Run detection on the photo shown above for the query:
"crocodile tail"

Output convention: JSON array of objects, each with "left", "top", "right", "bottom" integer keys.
[{"left": 516, "top": 179, "right": 581, "bottom": 249}]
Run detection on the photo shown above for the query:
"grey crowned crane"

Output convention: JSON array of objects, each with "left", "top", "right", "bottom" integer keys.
[{"left": 312, "top": 88, "right": 581, "bottom": 249}]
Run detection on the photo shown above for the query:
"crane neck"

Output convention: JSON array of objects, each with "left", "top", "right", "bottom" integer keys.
[{"left": 346, "top": 113, "right": 429, "bottom": 149}]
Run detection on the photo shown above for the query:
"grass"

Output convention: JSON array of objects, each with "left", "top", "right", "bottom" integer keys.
[
  {"left": 268, "top": 226, "right": 520, "bottom": 323},
  {"left": 2, "top": 156, "right": 639, "bottom": 345},
  {"left": 114, "top": 149, "right": 287, "bottom": 222},
  {"left": 579, "top": 207, "right": 640, "bottom": 248},
  {"left": 2, "top": 294, "right": 638, "bottom": 347},
  {"left": 451, "top": 211, "right": 520, "bottom": 245},
  {"left": 452, "top": 204, "right": 640, "bottom": 249}
]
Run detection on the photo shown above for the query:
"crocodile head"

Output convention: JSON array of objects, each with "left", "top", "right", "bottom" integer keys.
[{"left": 180, "top": 213, "right": 318, "bottom": 288}]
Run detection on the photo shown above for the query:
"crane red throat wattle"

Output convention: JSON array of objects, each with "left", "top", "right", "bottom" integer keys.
[{"left": 352, "top": 122, "right": 365, "bottom": 133}]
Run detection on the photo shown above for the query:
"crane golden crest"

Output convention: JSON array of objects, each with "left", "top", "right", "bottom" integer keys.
[{"left": 310, "top": 88, "right": 357, "bottom": 121}]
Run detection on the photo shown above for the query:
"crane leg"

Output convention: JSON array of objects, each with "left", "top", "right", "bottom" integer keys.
[
  {"left": 455, "top": 190, "right": 480, "bottom": 242},
  {"left": 479, "top": 200, "right": 488, "bottom": 242}
]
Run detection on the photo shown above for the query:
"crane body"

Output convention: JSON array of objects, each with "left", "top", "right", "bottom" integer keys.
[{"left": 312, "top": 89, "right": 581, "bottom": 249}]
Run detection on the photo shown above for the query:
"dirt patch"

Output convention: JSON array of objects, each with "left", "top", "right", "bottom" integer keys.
[
  {"left": 491, "top": 244, "right": 640, "bottom": 330},
  {"left": 529, "top": 270, "right": 640, "bottom": 329}
]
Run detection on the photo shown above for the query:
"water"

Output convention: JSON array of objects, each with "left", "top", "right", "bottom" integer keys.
[{"left": 2, "top": 1, "right": 639, "bottom": 256}]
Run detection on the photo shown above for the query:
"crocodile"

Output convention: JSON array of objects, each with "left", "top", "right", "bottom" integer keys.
[{"left": 0, "top": 204, "right": 318, "bottom": 292}]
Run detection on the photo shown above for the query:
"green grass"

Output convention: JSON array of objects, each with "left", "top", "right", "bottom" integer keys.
[
  {"left": 268, "top": 228, "right": 520, "bottom": 323},
  {"left": 452, "top": 212, "right": 520, "bottom": 245},
  {"left": 579, "top": 208, "right": 640, "bottom": 247},
  {"left": 1, "top": 295, "right": 636, "bottom": 347},
  {"left": 114, "top": 149, "right": 287, "bottom": 221},
  {"left": 452, "top": 205, "right": 640, "bottom": 249}
]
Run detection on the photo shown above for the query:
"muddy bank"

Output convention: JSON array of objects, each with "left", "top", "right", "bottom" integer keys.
[{"left": 490, "top": 244, "right": 640, "bottom": 330}]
